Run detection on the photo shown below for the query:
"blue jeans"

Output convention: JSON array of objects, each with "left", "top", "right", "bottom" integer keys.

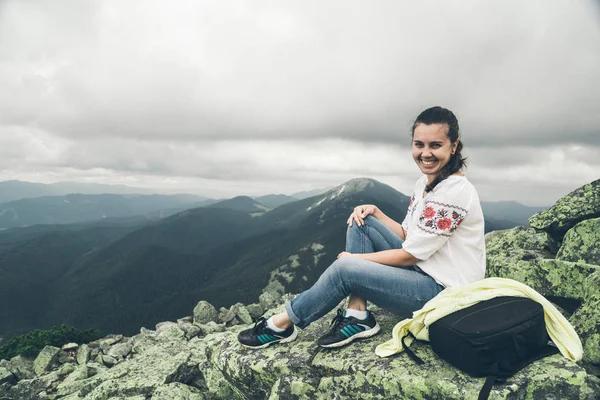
[{"left": 285, "top": 215, "right": 445, "bottom": 328}]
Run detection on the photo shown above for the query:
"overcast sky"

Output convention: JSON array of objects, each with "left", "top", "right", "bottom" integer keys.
[{"left": 1, "top": 1, "right": 599, "bottom": 205}]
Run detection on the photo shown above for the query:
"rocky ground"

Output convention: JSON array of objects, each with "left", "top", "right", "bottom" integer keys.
[{"left": 1, "top": 178, "right": 600, "bottom": 399}]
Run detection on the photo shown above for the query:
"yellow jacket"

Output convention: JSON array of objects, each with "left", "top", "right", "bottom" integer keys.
[{"left": 375, "top": 277, "right": 583, "bottom": 361}]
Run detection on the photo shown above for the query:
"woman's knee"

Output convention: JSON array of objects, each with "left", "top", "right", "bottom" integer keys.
[{"left": 327, "top": 257, "right": 362, "bottom": 282}]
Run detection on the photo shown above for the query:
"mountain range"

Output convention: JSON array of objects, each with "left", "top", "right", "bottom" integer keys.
[{"left": 0, "top": 178, "right": 545, "bottom": 339}]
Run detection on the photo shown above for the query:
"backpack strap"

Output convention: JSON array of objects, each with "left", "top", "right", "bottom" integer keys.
[
  {"left": 478, "top": 375, "right": 497, "bottom": 400},
  {"left": 401, "top": 331, "right": 424, "bottom": 365},
  {"left": 478, "top": 345, "right": 560, "bottom": 400}
]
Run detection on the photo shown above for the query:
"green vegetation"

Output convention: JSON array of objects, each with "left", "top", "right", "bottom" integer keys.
[{"left": 0, "top": 324, "right": 103, "bottom": 359}]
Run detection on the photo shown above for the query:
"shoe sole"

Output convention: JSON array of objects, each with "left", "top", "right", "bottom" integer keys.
[
  {"left": 240, "top": 326, "right": 298, "bottom": 350},
  {"left": 319, "top": 323, "right": 381, "bottom": 348}
]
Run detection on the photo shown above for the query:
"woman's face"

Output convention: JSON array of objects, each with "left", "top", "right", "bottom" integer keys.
[{"left": 412, "top": 123, "right": 457, "bottom": 182}]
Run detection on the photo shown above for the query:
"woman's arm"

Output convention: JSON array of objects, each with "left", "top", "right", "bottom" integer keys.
[
  {"left": 348, "top": 204, "right": 407, "bottom": 240},
  {"left": 372, "top": 207, "right": 406, "bottom": 240},
  {"left": 338, "top": 249, "right": 419, "bottom": 267}
]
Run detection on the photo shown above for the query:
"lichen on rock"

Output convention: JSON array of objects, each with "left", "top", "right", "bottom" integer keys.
[
  {"left": 529, "top": 178, "right": 600, "bottom": 237},
  {"left": 557, "top": 217, "right": 600, "bottom": 265}
]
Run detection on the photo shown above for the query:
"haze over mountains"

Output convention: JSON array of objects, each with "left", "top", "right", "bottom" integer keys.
[{"left": 0, "top": 178, "right": 545, "bottom": 339}]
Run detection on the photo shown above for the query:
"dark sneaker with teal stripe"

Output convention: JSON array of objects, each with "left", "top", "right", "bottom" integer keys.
[
  {"left": 238, "top": 317, "right": 298, "bottom": 349},
  {"left": 317, "top": 309, "right": 380, "bottom": 348}
]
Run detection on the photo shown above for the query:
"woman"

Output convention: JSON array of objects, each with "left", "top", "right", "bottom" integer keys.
[{"left": 238, "top": 106, "right": 486, "bottom": 349}]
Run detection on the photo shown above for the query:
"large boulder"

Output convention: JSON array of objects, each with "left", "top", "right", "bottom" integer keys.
[
  {"left": 33, "top": 345, "right": 61, "bottom": 376},
  {"left": 570, "top": 271, "right": 600, "bottom": 365},
  {"left": 193, "top": 300, "right": 218, "bottom": 324},
  {"left": 556, "top": 217, "right": 600, "bottom": 265},
  {"left": 0, "top": 365, "right": 16, "bottom": 385},
  {"left": 8, "top": 355, "right": 34, "bottom": 380},
  {"left": 199, "top": 306, "right": 600, "bottom": 399},
  {"left": 486, "top": 226, "right": 600, "bottom": 364},
  {"left": 529, "top": 178, "right": 600, "bottom": 238}
]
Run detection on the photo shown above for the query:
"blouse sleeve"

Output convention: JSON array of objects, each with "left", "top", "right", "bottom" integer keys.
[
  {"left": 401, "top": 193, "right": 415, "bottom": 232},
  {"left": 401, "top": 187, "right": 470, "bottom": 261}
]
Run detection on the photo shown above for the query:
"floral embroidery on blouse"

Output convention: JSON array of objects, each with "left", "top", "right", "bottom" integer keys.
[
  {"left": 417, "top": 200, "right": 467, "bottom": 237},
  {"left": 408, "top": 194, "right": 416, "bottom": 217}
]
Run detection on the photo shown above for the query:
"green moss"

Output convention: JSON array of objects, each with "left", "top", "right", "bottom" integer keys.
[
  {"left": 557, "top": 218, "right": 600, "bottom": 265},
  {"left": 529, "top": 179, "right": 600, "bottom": 237}
]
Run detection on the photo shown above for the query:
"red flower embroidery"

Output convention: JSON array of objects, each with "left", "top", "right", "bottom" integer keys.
[
  {"left": 423, "top": 206, "right": 436, "bottom": 219},
  {"left": 457, "top": 218, "right": 464, "bottom": 226},
  {"left": 437, "top": 218, "right": 452, "bottom": 230}
]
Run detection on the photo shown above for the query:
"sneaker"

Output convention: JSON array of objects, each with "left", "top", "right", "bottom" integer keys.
[
  {"left": 317, "top": 309, "right": 380, "bottom": 348},
  {"left": 237, "top": 317, "right": 298, "bottom": 349}
]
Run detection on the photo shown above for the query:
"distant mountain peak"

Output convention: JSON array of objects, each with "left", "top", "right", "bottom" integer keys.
[{"left": 305, "top": 177, "right": 401, "bottom": 213}]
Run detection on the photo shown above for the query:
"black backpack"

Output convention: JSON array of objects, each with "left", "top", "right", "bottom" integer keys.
[{"left": 401, "top": 296, "right": 559, "bottom": 400}]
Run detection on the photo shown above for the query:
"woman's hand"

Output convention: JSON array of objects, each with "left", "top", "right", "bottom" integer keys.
[
  {"left": 337, "top": 251, "right": 358, "bottom": 259},
  {"left": 347, "top": 204, "right": 378, "bottom": 227}
]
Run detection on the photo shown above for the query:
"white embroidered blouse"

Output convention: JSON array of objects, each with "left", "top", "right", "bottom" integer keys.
[{"left": 401, "top": 175, "right": 486, "bottom": 288}]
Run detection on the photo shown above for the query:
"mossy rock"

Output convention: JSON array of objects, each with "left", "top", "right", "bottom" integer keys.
[
  {"left": 529, "top": 178, "right": 600, "bottom": 238},
  {"left": 201, "top": 306, "right": 600, "bottom": 399},
  {"left": 485, "top": 226, "right": 558, "bottom": 265},
  {"left": 570, "top": 271, "right": 600, "bottom": 365},
  {"left": 557, "top": 218, "right": 600, "bottom": 265}
]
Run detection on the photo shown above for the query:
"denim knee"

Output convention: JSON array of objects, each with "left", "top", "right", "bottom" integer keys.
[{"left": 325, "top": 258, "right": 358, "bottom": 295}]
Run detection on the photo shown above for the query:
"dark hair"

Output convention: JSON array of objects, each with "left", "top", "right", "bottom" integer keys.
[{"left": 411, "top": 106, "right": 467, "bottom": 193}]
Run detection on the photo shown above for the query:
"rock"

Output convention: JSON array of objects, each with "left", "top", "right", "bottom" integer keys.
[
  {"left": 486, "top": 224, "right": 600, "bottom": 365},
  {"left": 570, "top": 270, "right": 600, "bottom": 365},
  {"left": 556, "top": 217, "right": 600, "bottom": 265},
  {"left": 61, "top": 342, "right": 79, "bottom": 351},
  {"left": 52, "top": 329, "right": 203, "bottom": 399},
  {"left": 157, "top": 325, "right": 186, "bottom": 341},
  {"left": 156, "top": 321, "right": 178, "bottom": 331},
  {"left": 246, "top": 303, "right": 264, "bottom": 320},
  {"left": 107, "top": 341, "right": 133, "bottom": 359},
  {"left": 193, "top": 300, "right": 218, "bottom": 324},
  {"left": 140, "top": 326, "right": 154, "bottom": 335},
  {"left": 86, "top": 362, "right": 106, "bottom": 376},
  {"left": 9, "top": 355, "right": 35, "bottom": 380},
  {"left": 263, "top": 279, "right": 286, "bottom": 297},
  {"left": 33, "top": 346, "right": 61, "bottom": 376},
  {"left": 230, "top": 303, "right": 253, "bottom": 325},
  {"left": 485, "top": 226, "right": 558, "bottom": 266},
  {"left": 0, "top": 366, "right": 16, "bottom": 385},
  {"left": 102, "top": 354, "right": 118, "bottom": 367},
  {"left": 195, "top": 321, "right": 226, "bottom": 336},
  {"left": 93, "top": 352, "right": 103, "bottom": 365},
  {"left": 0, "top": 376, "right": 48, "bottom": 400},
  {"left": 76, "top": 343, "right": 90, "bottom": 365},
  {"left": 90, "top": 347, "right": 100, "bottom": 359},
  {"left": 38, "top": 368, "right": 61, "bottom": 390},
  {"left": 98, "top": 334, "right": 124, "bottom": 352},
  {"left": 58, "top": 351, "right": 75, "bottom": 364},
  {"left": 177, "top": 322, "right": 203, "bottom": 340},
  {"left": 177, "top": 316, "right": 193, "bottom": 324},
  {"left": 218, "top": 308, "right": 236, "bottom": 324},
  {"left": 259, "top": 291, "right": 278, "bottom": 310},
  {"left": 151, "top": 382, "right": 205, "bottom": 399},
  {"left": 198, "top": 306, "right": 600, "bottom": 399},
  {"left": 57, "top": 363, "right": 76, "bottom": 377},
  {"left": 61, "top": 364, "right": 89, "bottom": 385},
  {"left": 529, "top": 178, "right": 600, "bottom": 237}
]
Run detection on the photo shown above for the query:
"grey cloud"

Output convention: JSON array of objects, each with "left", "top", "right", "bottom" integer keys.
[
  {"left": 1, "top": 1, "right": 599, "bottom": 148},
  {"left": 1, "top": 0, "right": 599, "bottom": 205}
]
